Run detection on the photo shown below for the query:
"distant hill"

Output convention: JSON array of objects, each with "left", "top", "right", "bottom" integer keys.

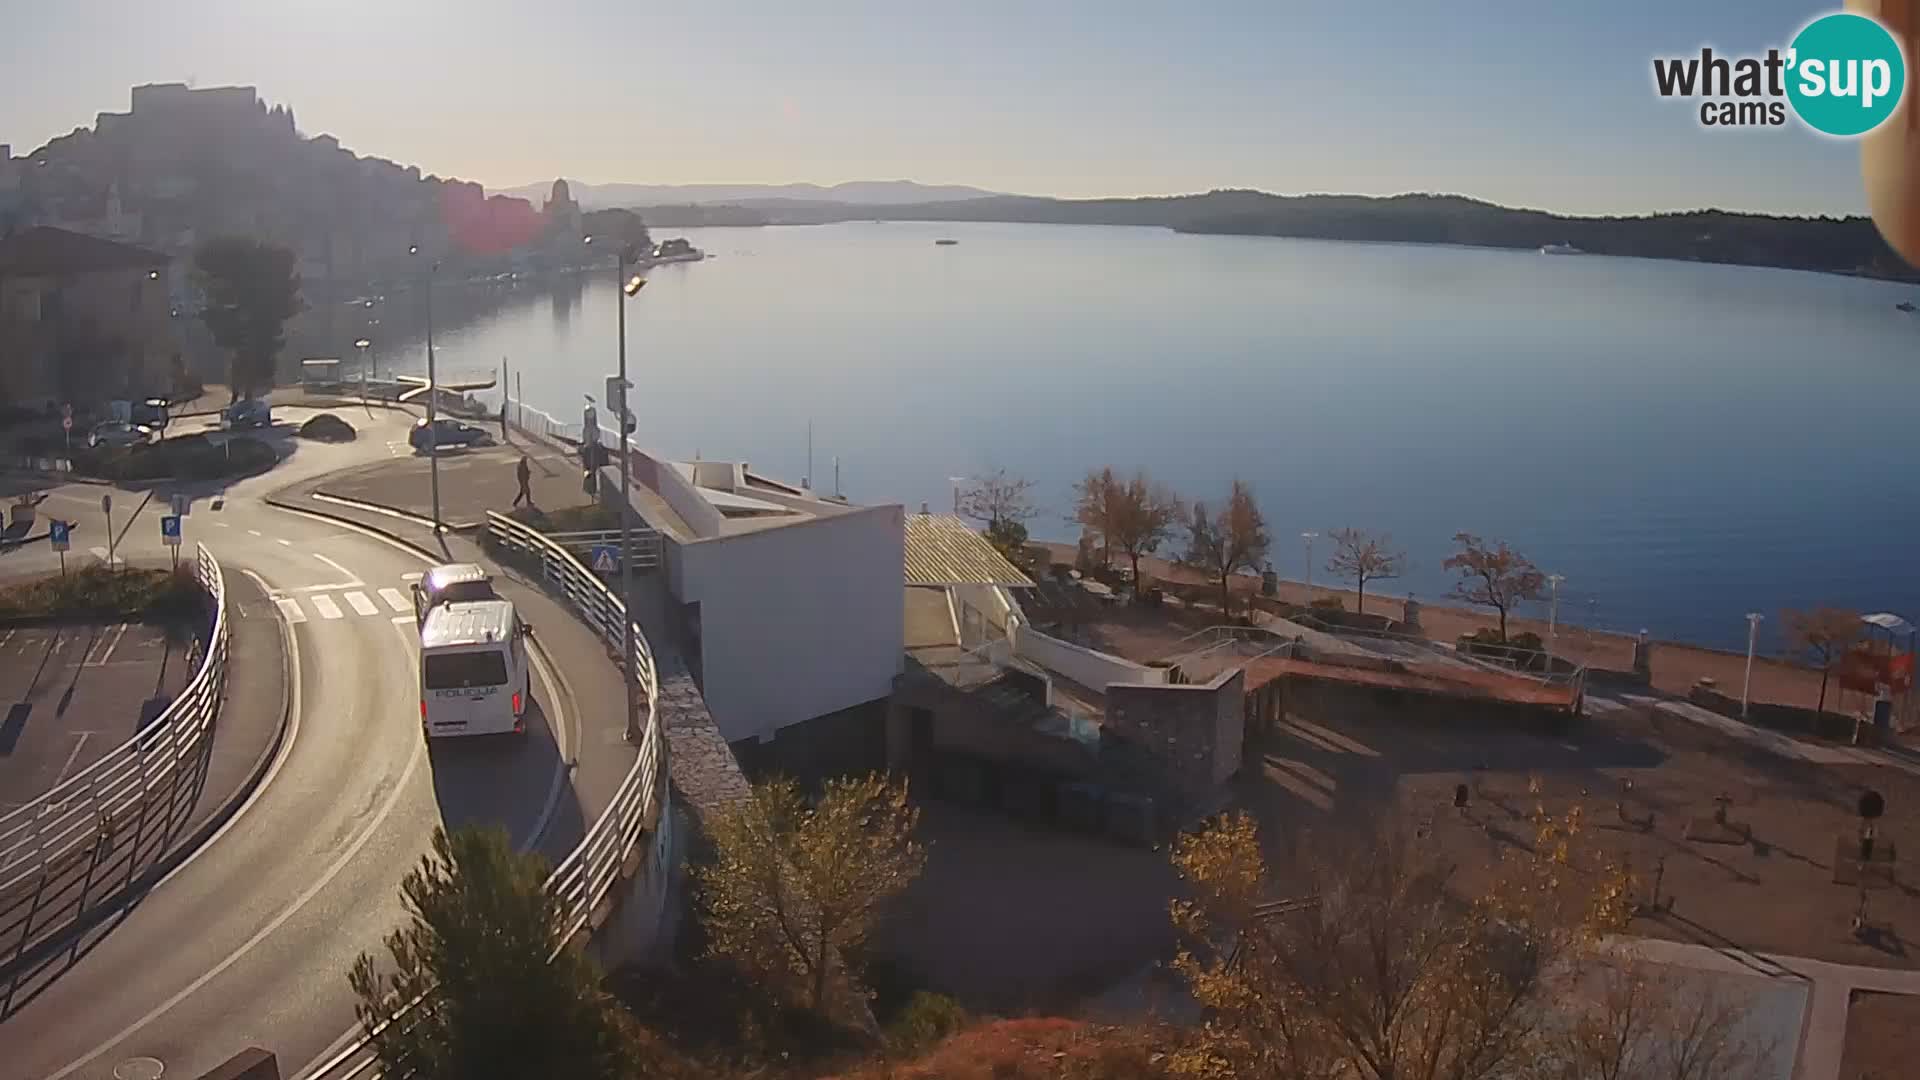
[
  {"left": 502, "top": 179, "right": 1004, "bottom": 210},
  {"left": 640, "top": 189, "right": 1917, "bottom": 282}
]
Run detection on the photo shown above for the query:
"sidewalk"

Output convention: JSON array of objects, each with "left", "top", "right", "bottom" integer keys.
[{"left": 1, "top": 566, "right": 290, "bottom": 992}]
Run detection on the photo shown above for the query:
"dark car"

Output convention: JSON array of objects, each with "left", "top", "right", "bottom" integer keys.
[
  {"left": 225, "top": 398, "right": 271, "bottom": 429},
  {"left": 409, "top": 417, "right": 494, "bottom": 451}
]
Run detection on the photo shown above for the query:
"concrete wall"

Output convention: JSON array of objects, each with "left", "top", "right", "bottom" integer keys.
[
  {"left": 1009, "top": 622, "right": 1169, "bottom": 691},
  {"left": 1105, "top": 668, "right": 1244, "bottom": 801},
  {"left": 674, "top": 503, "right": 905, "bottom": 742}
]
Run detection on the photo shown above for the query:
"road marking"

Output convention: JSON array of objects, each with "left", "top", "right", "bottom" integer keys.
[
  {"left": 88, "top": 546, "right": 121, "bottom": 565},
  {"left": 309, "top": 594, "right": 343, "bottom": 620},
  {"left": 0, "top": 629, "right": 13, "bottom": 649},
  {"left": 292, "top": 581, "right": 360, "bottom": 593},
  {"left": 401, "top": 572, "right": 423, "bottom": 582},
  {"left": 214, "top": 522, "right": 230, "bottom": 528},
  {"left": 50, "top": 621, "right": 424, "bottom": 1080},
  {"left": 379, "top": 587, "right": 412, "bottom": 613},
  {"left": 247, "top": 529, "right": 263, "bottom": 537},
  {"left": 88, "top": 623, "right": 132, "bottom": 666},
  {"left": 277, "top": 538, "right": 293, "bottom": 546},
  {"left": 343, "top": 591, "right": 378, "bottom": 617},
  {"left": 312, "top": 552, "right": 358, "bottom": 581},
  {"left": 274, "top": 597, "right": 307, "bottom": 624},
  {"left": 391, "top": 614, "right": 416, "bottom": 625},
  {"left": 53, "top": 733, "right": 90, "bottom": 788}
]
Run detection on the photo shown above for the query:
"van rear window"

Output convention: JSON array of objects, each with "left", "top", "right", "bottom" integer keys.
[{"left": 424, "top": 652, "right": 509, "bottom": 689}]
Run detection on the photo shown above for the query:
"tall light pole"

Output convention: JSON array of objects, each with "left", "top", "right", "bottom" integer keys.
[
  {"left": 410, "top": 245, "right": 441, "bottom": 531},
  {"left": 1547, "top": 573, "right": 1565, "bottom": 651},
  {"left": 1743, "top": 612, "right": 1764, "bottom": 719},
  {"left": 1301, "top": 531, "right": 1319, "bottom": 598},
  {"left": 587, "top": 233, "right": 647, "bottom": 742}
]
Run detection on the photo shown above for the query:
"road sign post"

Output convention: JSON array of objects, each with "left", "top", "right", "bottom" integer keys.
[
  {"left": 101, "top": 493, "right": 115, "bottom": 571},
  {"left": 49, "top": 519, "right": 70, "bottom": 576},
  {"left": 590, "top": 544, "right": 619, "bottom": 574},
  {"left": 160, "top": 514, "right": 182, "bottom": 570}
]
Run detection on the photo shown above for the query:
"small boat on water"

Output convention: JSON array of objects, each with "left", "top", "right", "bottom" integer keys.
[
  {"left": 1539, "top": 242, "right": 1583, "bottom": 255},
  {"left": 648, "top": 238, "right": 705, "bottom": 264},
  {"left": 934, "top": 238, "right": 959, "bottom": 246},
  {"left": 1898, "top": 300, "right": 1916, "bottom": 313}
]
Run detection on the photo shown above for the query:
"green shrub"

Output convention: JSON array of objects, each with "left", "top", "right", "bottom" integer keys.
[
  {"left": 0, "top": 564, "right": 203, "bottom": 620},
  {"left": 79, "top": 435, "right": 276, "bottom": 483},
  {"left": 1309, "top": 596, "right": 1345, "bottom": 612},
  {"left": 886, "top": 991, "right": 970, "bottom": 1055},
  {"left": 298, "top": 413, "right": 357, "bottom": 442}
]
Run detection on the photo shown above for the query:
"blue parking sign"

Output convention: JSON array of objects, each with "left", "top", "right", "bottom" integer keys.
[
  {"left": 160, "top": 514, "right": 182, "bottom": 546},
  {"left": 48, "top": 520, "right": 70, "bottom": 552}
]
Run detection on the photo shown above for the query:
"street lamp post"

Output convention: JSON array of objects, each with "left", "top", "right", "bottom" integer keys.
[
  {"left": 410, "top": 245, "right": 442, "bottom": 531},
  {"left": 1301, "top": 531, "right": 1319, "bottom": 599},
  {"left": 1547, "top": 573, "right": 1565, "bottom": 650},
  {"left": 354, "top": 338, "right": 372, "bottom": 404},
  {"left": 1743, "top": 613, "right": 1764, "bottom": 719},
  {"left": 587, "top": 233, "right": 648, "bottom": 742}
]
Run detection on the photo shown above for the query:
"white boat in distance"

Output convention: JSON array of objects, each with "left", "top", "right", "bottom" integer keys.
[
  {"left": 1539, "top": 242, "right": 1584, "bottom": 255},
  {"left": 648, "top": 238, "right": 705, "bottom": 264}
]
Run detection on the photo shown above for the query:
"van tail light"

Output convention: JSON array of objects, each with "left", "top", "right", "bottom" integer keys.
[
  {"left": 512, "top": 692, "right": 522, "bottom": 713},
  {"left": 420, "top": 700, "right": 427, "bottom": 719}
]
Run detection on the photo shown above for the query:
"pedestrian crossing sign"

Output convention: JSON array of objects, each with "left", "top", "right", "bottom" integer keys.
[{"left": 591, "top": 544, "right": 618, "bottom": 573}]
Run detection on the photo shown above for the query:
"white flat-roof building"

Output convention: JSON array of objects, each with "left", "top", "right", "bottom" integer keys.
[{"left": 602, "top": 449, "right": 905, "bottom": 745}]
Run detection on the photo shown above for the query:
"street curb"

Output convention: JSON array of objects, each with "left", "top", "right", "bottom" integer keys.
[
  {"left": 306, "top": 489, "right": 482, "bottom": 534},
  {"left": 0, "top": 567, "right": 295, "bottom": 985},
  {"left": 264, "top": 491, "right": 445, "bottom": 562}
]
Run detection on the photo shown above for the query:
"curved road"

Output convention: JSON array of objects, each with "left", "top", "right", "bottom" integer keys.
[{"left": 0, "top": 406, "right": 576, "bottom": 1080}]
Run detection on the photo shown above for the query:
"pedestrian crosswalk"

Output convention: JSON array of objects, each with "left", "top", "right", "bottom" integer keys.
[{"left": 271, "top": 582, "right": 417, "bottom": 626}]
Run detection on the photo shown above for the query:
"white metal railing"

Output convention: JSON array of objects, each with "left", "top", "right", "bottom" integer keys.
[
  {"left": 303, "top": 512, "right": 666, "bottom": 1080},
  {"left": 543, "top": 528, "right": 664, "bottom": 572},
  {"left": 0, "top": 544, "right": 227, "bottom": 965},
  {"left": 503, "top": 398, "right": 585, "bottom": 445}
]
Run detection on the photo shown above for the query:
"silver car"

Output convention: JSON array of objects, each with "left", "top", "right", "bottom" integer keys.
[{"left": 87, "top": 420, "right": 154, "bottom": 448}]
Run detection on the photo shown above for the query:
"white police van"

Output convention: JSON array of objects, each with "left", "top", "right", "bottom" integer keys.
[{"left": 419, "top": 598, "right": 531, "bottom": 738}]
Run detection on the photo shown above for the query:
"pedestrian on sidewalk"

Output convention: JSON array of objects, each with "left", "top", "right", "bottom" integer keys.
[{"left": 513, "top": 454, "right": 534, "bottom": 507}]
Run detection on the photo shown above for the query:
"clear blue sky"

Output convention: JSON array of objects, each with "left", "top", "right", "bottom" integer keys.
[{"left": 0, "top": 0, "right": 1870, "bottom": 215}]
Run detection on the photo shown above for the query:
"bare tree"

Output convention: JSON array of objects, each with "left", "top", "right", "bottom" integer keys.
[
  {"left": 1106, "top": 470, "right": 1183, "bottom": 592},
  {"left": 1071, "top": 467, "right": 1121, "bottom": 569},
  {"left": 1782, "top": 607, "right": 1862, "bottom": 715},
  {"left": 957, "top": 468, "right": 1037, "bottom": 529},
  {"left": 1324, "top": 527, "right": 1405, "bottom": 616},
  {"left": 1550, "top": 954, "right": 1779, "bottom": 1080},
  {"left": 1184, "top": 479, "right": 1269, "bottom": 618},
  {"left": 1444, "top": 532, "right": 1547, "bottom": 642},
  {"left": 960, "top": 469, "right": 1039, "bottom": 563}
]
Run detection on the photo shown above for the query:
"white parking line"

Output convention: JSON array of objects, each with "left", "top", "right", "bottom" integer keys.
[
  {"left": 277, "top": 538, "right": 293, "bottom": 547},
  {"left": 247, "top": 529, "right": 263, "bottom": 537},
  {"left": 378, "top": 587, "right": 412, "bottom": 613},
  {"left": 309, "top": 594, "right": 344, "bottom": 620},
  {"left": 53, "top": 733, "right": 90, "bottom": 787},
  {"left": 87, "top": 623, "right": 132, "bottom": 666},
  {"left": 214, "top": 522, "right": 230, "bottom": 529},
  {"left": 343, "top": 591, "right": 378, "bottom": 617},
  {"left": 275, "top": 598, "right": 307, "bottom": 624}
]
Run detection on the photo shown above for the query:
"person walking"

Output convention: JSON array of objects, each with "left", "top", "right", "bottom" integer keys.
[{"left": 513, "top": 454, "right": 533, "bottom": 508}]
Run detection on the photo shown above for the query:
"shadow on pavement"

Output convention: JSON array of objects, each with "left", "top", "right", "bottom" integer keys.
[{"left": 426, "top": 689, "right": 585, "bottom": 869}]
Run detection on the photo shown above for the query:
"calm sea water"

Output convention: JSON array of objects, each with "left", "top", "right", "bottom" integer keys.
[{"left": 401, "top": 221, "right": 1920, "bottom": 652}]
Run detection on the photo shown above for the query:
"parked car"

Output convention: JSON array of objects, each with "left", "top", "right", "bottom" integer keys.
[
  {"left": 409, "top": 417, "right": 494, "bottom": 451},
  {"left": 87, "top": 420, "right": 154, "bottom": 448},
  {"left": 225, "top": 398, "right": 272, "bottom": 429},
  {"left": 129, "top": 397, "right": 171, "bottom": 430}
]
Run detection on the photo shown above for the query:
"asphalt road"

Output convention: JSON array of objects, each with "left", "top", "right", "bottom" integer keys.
[{"left": 0, "top": 404, "right": 581, "bottom": 1080}]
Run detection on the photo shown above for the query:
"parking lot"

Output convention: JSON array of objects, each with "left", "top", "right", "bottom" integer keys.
[{"left": 0, "top": 622, "right": 197, "bottom": 812}]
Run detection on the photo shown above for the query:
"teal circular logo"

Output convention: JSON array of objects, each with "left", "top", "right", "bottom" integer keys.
[{"left": 1787, "top": 12, "right": 1906, "bottom": 137}]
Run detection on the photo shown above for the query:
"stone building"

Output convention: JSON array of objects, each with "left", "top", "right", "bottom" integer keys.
[{"left": 0, "top": 226, "right": 180, "bottom": 409}]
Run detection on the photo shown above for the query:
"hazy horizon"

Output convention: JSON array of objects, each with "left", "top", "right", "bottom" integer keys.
[{"left": 0, "top": 1, "right": 1868, "bottom": 218}]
